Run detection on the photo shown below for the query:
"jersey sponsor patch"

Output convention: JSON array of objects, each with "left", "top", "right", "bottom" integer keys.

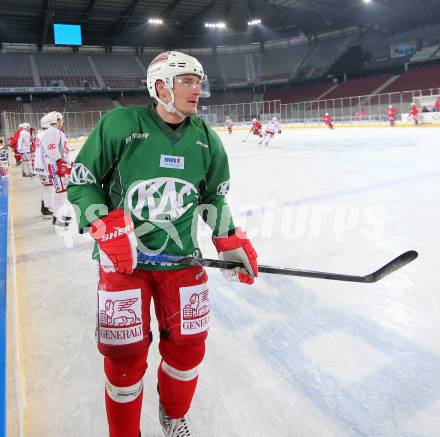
[
  {"left": 160, "top": 155, "right": 184, "bottom": 170},
  {"left": 179, "top": 282, "right": 210, "bottom": 335},
  {"left": 97, "top": 288, "right": 143, "bottom": 346},
  {"left": 125, "top": 132, "right": 149, "bottom": 145},
  {"left": 196, "top": 140, "right": 208, "bottom": 149},
  {"left": 69, "top": 163, "right": 96, "bottom": 185}
]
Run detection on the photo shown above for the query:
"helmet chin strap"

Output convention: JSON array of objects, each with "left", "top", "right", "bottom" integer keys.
[{"left": 156, "top": 87, "right": 187, "bottom": 119}]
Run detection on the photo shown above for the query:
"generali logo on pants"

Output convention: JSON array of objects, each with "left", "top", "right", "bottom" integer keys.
[
  {"left": 98, "top": 289, "right": 143, "bottom": 345},
  {"left": 179, "top": 283, "right": 210, "bottom": 335}
]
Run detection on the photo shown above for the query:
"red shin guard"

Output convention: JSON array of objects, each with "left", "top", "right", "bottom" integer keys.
[
  {"left": 158, "top": 341, "right": 205, "bottom": 419},
  {"left": 104, "top": 353, "right": 147, "bottom": 437}
]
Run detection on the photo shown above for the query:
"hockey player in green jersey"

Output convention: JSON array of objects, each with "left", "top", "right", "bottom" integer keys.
[{"left": 67, "top": 51, "right": 258, "bottom": 437}]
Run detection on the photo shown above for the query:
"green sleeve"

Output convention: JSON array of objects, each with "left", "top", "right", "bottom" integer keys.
[
  {"left": 200, "top": 128, "right": 235, "bottom": 236},
  {"left": 67, "top": 109, "right": 126, "bottom": 232}
]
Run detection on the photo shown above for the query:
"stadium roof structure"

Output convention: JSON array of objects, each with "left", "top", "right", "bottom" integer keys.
[{"left": 1, "top": 0, "right": 440, "bottom": 50}]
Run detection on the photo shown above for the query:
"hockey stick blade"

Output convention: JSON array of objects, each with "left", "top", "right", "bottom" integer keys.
[
  {"left": 360, "top": 250, "right": 418, "bottom": 283},
  {"left": 169, "top": 250, "right": 418, "bottom": 283}
]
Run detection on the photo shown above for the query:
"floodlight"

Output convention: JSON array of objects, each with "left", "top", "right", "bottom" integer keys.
[
  {"left": 204, "top": 22, "right": 226, "bottom": 29},
  {"left": 248, "top": 19, "right": 262, "bottom": 26}
]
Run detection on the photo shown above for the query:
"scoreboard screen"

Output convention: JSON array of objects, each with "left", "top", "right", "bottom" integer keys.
[{"left": 54, "top": 24, "right": 82, "bottom": 46}]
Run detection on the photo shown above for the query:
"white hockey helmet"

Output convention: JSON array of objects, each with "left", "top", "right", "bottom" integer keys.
[
  {"left": 146, "top": 51, "right": 210, "bottom": 114},
  {"left": 40, "top": 114, "right": 51, "bottom": 129},
  {"left": 21, "top": 122, "right": 30, "bottom": 129},
  {"left": 44, "top": 111, "right": 63, "bottom": 126},
  {"left": 253, "top": 118, "right": 257, "bottom": 122},
  {"left": 325, "top": 112, "right": 329, "bottom": 116},
  {"left": 272, "top": 116, "right": 277, "bottom": 121}
]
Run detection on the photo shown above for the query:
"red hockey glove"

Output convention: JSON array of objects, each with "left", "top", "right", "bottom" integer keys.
[
  {"left": 55, "top": 159, "right": 71, "bottom": 177},
  {"left": 212, "top": 228, "right": 258, "bottom": 285},
  {"left": 90, "top": 209, "right": 138, "bottom": 274}
]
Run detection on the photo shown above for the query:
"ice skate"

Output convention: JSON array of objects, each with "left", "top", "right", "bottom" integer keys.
[
  {"left": 52, "top": 216, "right": 70, "bottom": 228},
  {"left": 159, "top": 403, "right": 193, "bottom": 437},
  {"left": 41, "top": 201, "right": 53, "bottom": 218}
]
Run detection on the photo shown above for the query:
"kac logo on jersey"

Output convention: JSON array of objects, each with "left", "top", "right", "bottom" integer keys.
[
  {"left": 160, "top": 155, "right": 184, "bottom": 170},
  {"left": 217, "top": 180, "right": 230, "bottom": 196},
  {"left": 69, "top": 163, "right": 96, "bottom": 185},
  {"left": 127, "top": 177, "right": 197, "bottom": 222}
]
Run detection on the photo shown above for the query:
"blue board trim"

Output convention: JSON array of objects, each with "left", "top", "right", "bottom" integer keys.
[{"left": 0, "top": 177, "right": 8, "bottom": 437}]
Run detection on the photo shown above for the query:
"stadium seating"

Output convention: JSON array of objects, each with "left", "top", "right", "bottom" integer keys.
[
  {"left": 382, "top": 64, "right": 440, "bottom": 93},
  {"left": 217, "top": 53, "right": 250, "bottom": 85},
  {"left": 34, "top": 53, "right": 98, "bottom": 88},
  {"left": 203, "top": 89, "right": 254, "bottom": 105},
  {"left": 0, "top": 98, "right": 25, "bottom": 128},
  {"left": 298, "top": 36, "right": 354, "bottom": 80},
  {"left": 254, "top": 44, "right": 309, "bottom": 82},
  {"left": 195, "top": 54, "right": 224, "bottom": 86},
  {"left": 92, "top": 55, "right": 145, "bottom": 89},
  {"left": 264, "top": 82, "right": 335, "bottom": 103},
  {"left": 0, "top": 53, "right": 34, "bottom": 87},
  {"left": 77, "top": 96, "right": 116, "bottom": 111},
  {"left": 119, "top": 95, "right": 152, "bottom": 106},
  {"left": 31, "top": 96, "right": 66, "bottom": 113},
  {"left": 323, "top": 74, "right": 391, "bottom": 99}
]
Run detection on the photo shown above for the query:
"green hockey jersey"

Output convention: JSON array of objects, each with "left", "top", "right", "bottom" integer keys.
[{"left": 67, "top": 103, "right": 235, "bottom": 270}]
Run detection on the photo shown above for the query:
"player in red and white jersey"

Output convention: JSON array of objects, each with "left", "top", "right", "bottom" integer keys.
[
  {"left": 258, "top": 116, "right": 281, "bottom": 146},
  {"left": 8, "top": 124, "right": 24, "bottom": 166},
  {"left": 251, "top": 118, "right": 262, "bottom": 137},
  {"left": 40, "top": 111, "right": 72, "bottom": 227},
  {"left": 409, "top": 102, "right": 419, "bottom": 125},
  {"left": 358, "top": 109, "right": 367, "bottom": 122},
  {"left": 324, "top": 113, "right": 334, "bottom": 129},
  {"left": 388, "top": 105, "right": 397, "bottom": 126},
  {"left": 17, "top": 122, "right": 33, "bottom": 177},
  {"left": 242, "top": 118, "right": 263, "bottom": 142},
  {"left": 33, "top": 115, "right": 53, "bottom": 218}
]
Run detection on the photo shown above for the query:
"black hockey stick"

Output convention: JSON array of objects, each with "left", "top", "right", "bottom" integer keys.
[{"left": 137, "top": 250, "right": 418, "bottom": 283}]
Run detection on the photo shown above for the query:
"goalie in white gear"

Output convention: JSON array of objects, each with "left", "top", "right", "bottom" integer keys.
[
  {"left": 40, "top": 111, "right": 72, "bottom": 227},
  {"left": 258, "top": 116, "right": 281, "bottom": 146},
  {"left": 33, "top": 114, "right": 53, "bottom": 217}
]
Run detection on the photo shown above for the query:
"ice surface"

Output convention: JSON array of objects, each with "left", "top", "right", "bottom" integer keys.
[{"left": 10, "top": 126, "right": 440, "bottom": 436}]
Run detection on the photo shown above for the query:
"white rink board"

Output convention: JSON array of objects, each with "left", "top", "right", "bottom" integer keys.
[{"left": 10, "top": 126, "right": 440, "bottom": 437}]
